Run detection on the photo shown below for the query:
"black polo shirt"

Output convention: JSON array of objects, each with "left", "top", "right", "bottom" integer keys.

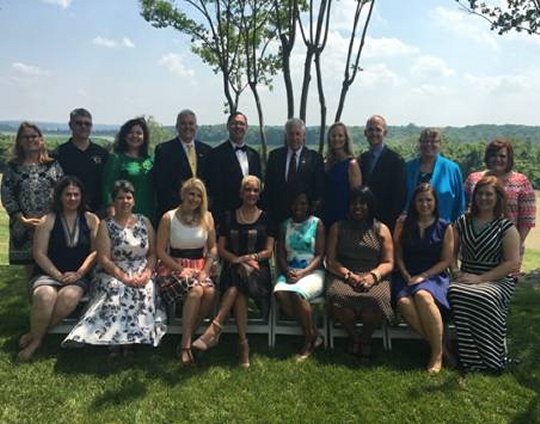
[{"left": 52, "top": 139, "right": 109, "bottom": 214}]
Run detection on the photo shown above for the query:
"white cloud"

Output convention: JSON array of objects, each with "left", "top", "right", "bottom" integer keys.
[
  {"left": 464, "top": 72, "right": 532, "bottom": 92},
  {"left": 411, "top": 56, "right": 454, "bottom": 78},
  {"left": 363, "top": 37, "right": 419, "bottom": 58},
  {"left": 410, "top": 84, "right": 453, "bottom": 96},
  {"left": 431, "top": 6, "right": 498, "bottom": 50},
  {"left": 40, "top": 0, "right": 72, "bottom": 8},
  {"left": 158, "top": 53, "right": 195, "bottom": 78},
  {"left": 12, "top": 62, "right": 49, "bottom": 76},
  {"left": 360, "top": 63, "right": 403, "bottom": 87},
  {"left": 92, "top": 36, "right": 135, "bottom": 49}
]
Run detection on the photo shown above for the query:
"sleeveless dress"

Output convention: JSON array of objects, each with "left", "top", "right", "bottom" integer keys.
[
  {"left": 219, "top": 210, "right": 276, "bottom": 317},
  {"left": 392, "top": 218, "right": 450, "bottom": 309},
  {"left": 326, "top": 220, "right": 394, "bottom": 321},
  {"left": 322, "top": 158, "right": 352, "bottom": 227},
  {"left": 31, "top": 212, "right": 93, "bottom": 293},
  {"left": 448, "top": 215, "right": 516, "bottom": 371},
  {"left": 273, "top": 216, "right": 324, "bottom": 300},
  {"left": 62, "top": 215, "right": 166, "bottom": 347}
]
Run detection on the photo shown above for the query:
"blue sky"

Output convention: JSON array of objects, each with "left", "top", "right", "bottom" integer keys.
[{"left": 1, "top": 0, "right": 540, "bottom": 127}]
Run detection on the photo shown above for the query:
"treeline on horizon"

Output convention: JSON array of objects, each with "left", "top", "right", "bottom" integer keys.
[{"left": 1, "top": 122, "right": 540, "bottom": 189}]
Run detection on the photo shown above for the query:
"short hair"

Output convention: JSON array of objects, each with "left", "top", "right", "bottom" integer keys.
[
  {"left": 240, "top": 175, "right": 261, "bottom": 196},
  {"left": 366, "top": 114, "right": 387, "bottom": 129},
  {"left": 112, "top": 179, "right": 135, "bottom": 200},
  {"left": 176, "top": 109, "right": 197, "bottom": 125},
  {"left": 52, "top": 175, "right": 87, "bottom": 214},
  {"left": 114, "top": 117, "right": 150, "bottom": 156},
  {"left": 180, "top": 178, "right": 209, "bottom": 222},
  {"left": 419, "top": 128, "right": 442, "bottom": 144},
  {"left": 484, "top": 138, "right": 514, "bottom": 172},
  {"left": 470, "top": 175, "right": 507, "bottom": 219},
  {"left": 69, "top": 108, "right": 92, "bottom": 123},
  {"left": 401, "top": 183, "right": 439, "bottom": 245},
  {"left": 13, "top": 121, "right": 52, "bottom": 165},
  {"left": 325, "top": 121, "right": 354, "bottom": 163},
  {"left": 288, "top": 188, "right": 313, "bottom": 215},
  {"left": 284, "top": 118, "right": 306, "bottom": 135},
  {"left": 227, "top": 111, "right": 248, "bottom": 126},
  {"left": 349, "top": 185, "right": 377, "bottom": 224}
]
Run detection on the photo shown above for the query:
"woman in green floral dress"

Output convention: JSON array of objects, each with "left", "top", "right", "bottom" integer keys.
[{"left": 102, "top": 118, "right": 156, "bottom": 223}]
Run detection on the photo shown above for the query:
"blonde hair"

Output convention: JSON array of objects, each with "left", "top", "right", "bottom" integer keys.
[
  {"left": 325, "top": 121, "right": 354, "bottom": 165},
  {"left": 179, "top": 178, "right": 209, "bottom": 228},
  {"left": 240, "top": 175, "right": 262, "bottom": 196}
]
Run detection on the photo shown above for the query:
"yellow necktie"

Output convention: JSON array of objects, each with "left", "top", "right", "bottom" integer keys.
[{"left": 186, "top": 143, "right": 197, "bottom": 176}]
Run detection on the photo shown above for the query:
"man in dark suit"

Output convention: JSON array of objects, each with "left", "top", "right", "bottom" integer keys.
[
  {"left": 208, "top": 112, "right": 262, "bottom": 224},
  {"left": 154, "top": 109, "right": 212, "bottom": 219},
  {"left": 359, "top": 115, "right": 406, "bottom": 231},
  {"left": 263, "top": 118, "right": 324, "bottom": 224}
]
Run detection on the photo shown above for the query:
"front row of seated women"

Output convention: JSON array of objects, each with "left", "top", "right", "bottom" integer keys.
[{"left": 19, "top": 174, "right": 519, "bottom": 375}]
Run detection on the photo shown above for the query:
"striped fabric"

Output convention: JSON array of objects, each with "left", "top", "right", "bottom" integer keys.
[{"left": 448, "top": 215, "right": 516, "bottom": 371}]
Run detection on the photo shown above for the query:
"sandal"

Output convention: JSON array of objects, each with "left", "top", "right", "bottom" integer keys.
[
  {"left": 192, "top": 320, "right": 222, "bottom": 352},
  {"left": 180, "top": 347, "right": 195, "bottom": 365},
  {"left": 238, "top": 339, "right": 250, "bottom": 368}
]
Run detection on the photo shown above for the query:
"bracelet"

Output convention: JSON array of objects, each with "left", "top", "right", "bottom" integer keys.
[
  {"left": 252, "top": 253, "right": 260, "bottom": 261},
  {"left": 370, "top": 269, "right": 381, "bottom": 284},
  {"left": 344, "top": 270, "right": 352, "bottom": 282}
]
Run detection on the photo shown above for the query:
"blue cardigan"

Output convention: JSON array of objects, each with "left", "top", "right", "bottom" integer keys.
[{"left": 405, "top": 154, "right": 465, "bottom": 222}]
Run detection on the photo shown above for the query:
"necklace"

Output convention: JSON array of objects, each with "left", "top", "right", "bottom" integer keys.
[
  {"left": 60, "top": 213, "right": 79, "bottom": 247},
  {"left": 238, "top": 207, "right": 259, "bottom": 224},
  {"left": 472, "top": 217, "right": 493, "bottom": 233}
]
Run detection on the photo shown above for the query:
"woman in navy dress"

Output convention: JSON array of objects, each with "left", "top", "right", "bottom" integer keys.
[{"left": 393, "top": 183, "right": 454, "bottom": 374}]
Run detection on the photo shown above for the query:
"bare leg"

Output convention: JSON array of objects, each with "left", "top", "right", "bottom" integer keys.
[
  {"left": 195, "top": 286, "right": 216, "bottom": 326},
  {"left": 179, "top": 286, "right": 203, "bottom": 364},
  {"left": 358, "top": 308, "right": 384, "bottom": 361},
  {"left": 49, "top": 285, "right": 84, "bottom": 327},
  {"left": 291, "top": 294, "right": 314, "bottom": 343},
  {"left": 414, "top": 290, "right": 443, "bottom": 372},
  {"left": 329, "top": 304, "right": 360, "bottom": 353},
  {"left": 274, "top": 291, "right": 295, "bottom": 318},
  {"left": 18, "top": 286, "right": 58, "bottom": 362},
  {"left": 397, "top": 296, "right": 426, "bottom": 338},
  {"left": 233, "top": 293, "right": 249, "bottom": 367}
]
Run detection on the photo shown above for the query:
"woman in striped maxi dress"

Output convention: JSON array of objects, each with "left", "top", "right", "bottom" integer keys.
[{"left": 448, "top": 176, "right": 520, "bottom": 372}]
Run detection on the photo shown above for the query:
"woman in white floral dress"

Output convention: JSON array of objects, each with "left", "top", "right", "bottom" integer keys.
[{"left": 63, "top": 180, "right": 166, "bottom": 358}]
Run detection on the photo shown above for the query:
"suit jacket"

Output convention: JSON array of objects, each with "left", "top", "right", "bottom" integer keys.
[
  {"left": 153, "top": 137, "right": 212, "bottom": 219},
  {"left": 263, "top": 146, "right": 324, "bottom": 225},
  {"left": 359, "top": 145, "right": 406, "bottom": 231},
  {"left": 208, "top": 140, "right": 262, "bottom": 224}
]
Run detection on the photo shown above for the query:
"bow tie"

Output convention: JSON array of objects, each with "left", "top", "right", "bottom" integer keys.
[{"left": 235, "top": 145, "right": 247, "bottom": 152}]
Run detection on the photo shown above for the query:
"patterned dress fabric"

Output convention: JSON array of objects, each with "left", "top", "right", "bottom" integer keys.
[
  {"left": 392, "top": 218, "right": 450, "bottom": 309},
  {"left": 1, "top": 161, "right": 63, "bottom": 264},
  {"left": 274, "top": 216, "right": 324, "bottom": 300},
  {"left": 322, "top": 158, "right": 351, "bottom": 227},
  {"left": 326, "top": 219, "right": 394, "bottom": 321},
  {"left": 62, "top": 215, "right": 166, "bottom": 347},
  {"left": 448, "top": 215, "right": 516, "bottom": 371}
]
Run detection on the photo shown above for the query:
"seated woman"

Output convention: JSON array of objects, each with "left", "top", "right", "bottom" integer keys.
[
  {"left": 274, "top": 190, "right": 325, "bottom": 360},
  {"left": 18, "top": 176, "right": 99, "bottom": 362},
  {"left": 63, "top": 180, "right": 166, "bottom": 358},
  {"left": 156, "top": 178, "right": 217, "bottom": 365},
  {"left": 393, "top": 183, "right": 453, "bottom": 374},
  {"left": 192, "top": 175, "right": 275, "bottom": 368},
  {"left": 449, "top": 176, "right": 520, "bottom": 372},
  {"left": 326, "top": 186, "right": 394, "bottom": 363}
]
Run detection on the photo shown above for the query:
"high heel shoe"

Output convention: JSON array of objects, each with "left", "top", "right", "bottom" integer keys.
[
  {"left": 238, "top": 339, "right": 250, "bottom": 368},
  {"left": 192, "top": 320, "right": 222, "bottom": 351}
]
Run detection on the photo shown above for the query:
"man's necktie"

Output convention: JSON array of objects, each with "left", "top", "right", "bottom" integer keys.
[
  {"left": 287, "top": 151, "right": 297, "bottom": 185},
  {"left": 186, "top": 143, "right": 197, "bottom": 176}
]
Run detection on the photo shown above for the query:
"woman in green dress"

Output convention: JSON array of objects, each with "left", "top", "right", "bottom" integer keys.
[{"left": 102, "top": 117, "right": 156, "bottom": 223}]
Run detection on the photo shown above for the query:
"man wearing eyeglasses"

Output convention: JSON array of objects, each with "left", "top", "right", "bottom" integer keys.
[
  {"left": 359, "top": 115, "right": 406, "bottom": 231},
  {"left": 52, "top": 108, "right": 109, "bottom": 215}
]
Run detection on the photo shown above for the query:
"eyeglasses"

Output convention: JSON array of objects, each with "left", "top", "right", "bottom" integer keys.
[{"left": 73, "top": 121, "right": 92, "bottom": 127}]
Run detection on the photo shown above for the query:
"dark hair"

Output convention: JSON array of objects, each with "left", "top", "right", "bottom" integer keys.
[
  {"left": 227, "top": 111, "right": 248, "bottom": 126},
  {"left": 484, "top": 138, "right": 514, "bottom": 172},
  {"left": 113, "top": 117, "right": 149, "bottom": 156},
  {"left": 469, "top": 175, "right": 507, "bottom": 219},
  {"left": 401, "top": 184, "right": 439, "bottom": 245},
  {"left": 112, "top": 179, "right": 135, "bottom": 200},
  {"left": 13, "top": 121, "right": 52, "bottom": 165},
  {"left": 52, "top": 176, "right": 87, "bottom": 214},
  {"left": 288, "top": 188, "right": 313, "bottom": 215},
  {"left": 349, "top": 186, "right": 377, "bottom": 224},
  {"left": 69, "top": 108, "right": 92, "bottom": 122}
]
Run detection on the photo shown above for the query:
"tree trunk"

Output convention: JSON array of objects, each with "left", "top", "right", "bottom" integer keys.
[
  {"left": 314, "top": 53, "right": 326, "bottom": 155},
  {"left": 250, "top": 83, "right": 268, "bottom": 171}
]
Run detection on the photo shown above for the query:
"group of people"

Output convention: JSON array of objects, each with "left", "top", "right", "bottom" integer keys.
[{"left": 1, "top": 109, "right": 535, "bottom": 375}]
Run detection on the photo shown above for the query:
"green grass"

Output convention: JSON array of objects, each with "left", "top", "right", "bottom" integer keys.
[{"left": 1, "top": 265, "right": 539, "bottom": 423}]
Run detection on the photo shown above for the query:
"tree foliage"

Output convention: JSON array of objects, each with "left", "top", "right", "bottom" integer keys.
[{"left": 456, "top": 0, "right": 540, "bottom": 35}]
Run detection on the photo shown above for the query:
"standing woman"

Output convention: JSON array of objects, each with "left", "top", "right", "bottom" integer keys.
[
  {"left": 405, "top": 128, "right": 465, "bottom": 222},
  {"left": 102, "top": 117, "right": 156, "bottom": 223},
  {"left": 193, "top": 175, "right": 275, "bottom": 368},
  {"left": 393, "top": 184, "right": 454, "bottom": 374},
  {"left": 464, "top": 139, "right": 536, "bottom": 256},
  {"left": 326, "top": 186, "right": 394, "bottom": 363},
  {"left": 1, "top": 122, "right": 64, "bottom": 279},
  {"left": 449, "top": 176, "right": 520, "bottom": 372},
  {"left": 156, "top": 178, "right": 217, "bottom": 365},
  {"left": 18, "top": 176, "right": 99, "bottom": 362},
  {"left": 322, "top": 122, "right": 362, "bottom": 228},
  {"left": 63, "top": 180, "right": 166, "bottom": 357},
  {"left": 274, "top": 190, "right": 325, "bottom": 359}
]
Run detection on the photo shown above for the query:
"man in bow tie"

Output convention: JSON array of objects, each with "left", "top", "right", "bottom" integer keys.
[
  {"left": 153, "top": 109, "right": 212, "bottom": 219},
  {"left": 263, "top": 118, "right": 324, "bottom": 225},
  {"left": 207, "top": 112, "right": 262, "bottom": 225}
]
